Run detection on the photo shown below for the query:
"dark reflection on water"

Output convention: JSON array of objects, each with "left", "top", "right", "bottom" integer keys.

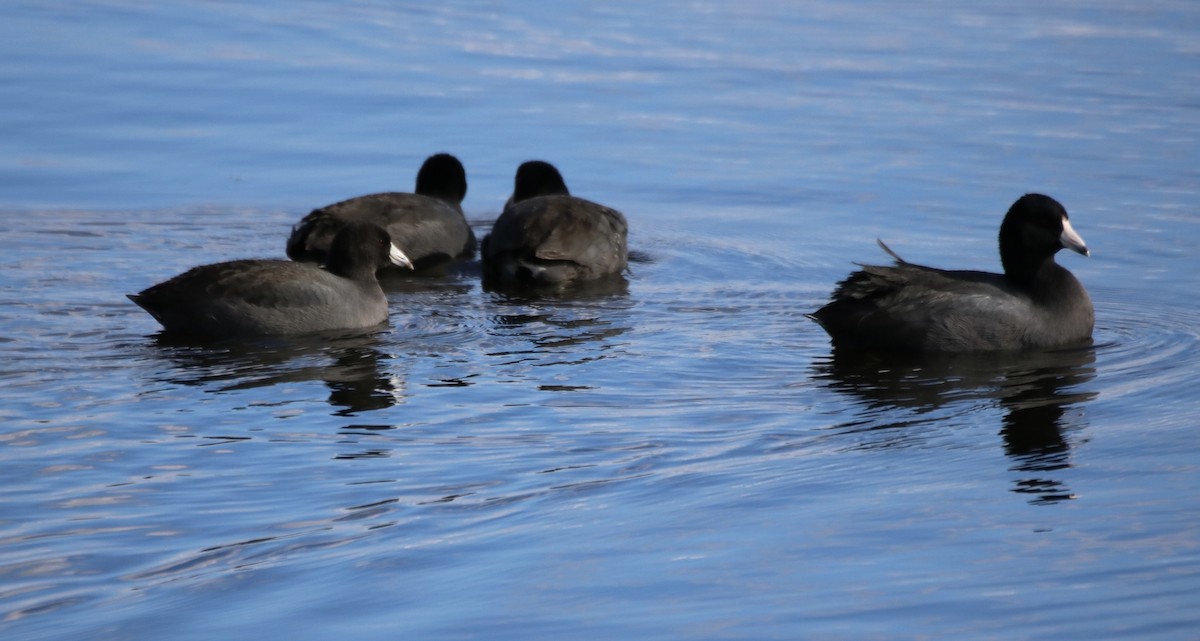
[
  {"left": 322, "top": 345, "right": 401, "bottom": 416},
  {"left": 996, "top": 351, "right": 1097, "bottom": 504},
  {"left": 482, "top": 273, "right": 631, "bottom": 300},
  {"left": 813, "top": 346, "right": 1096, "bottom": 504},
  {"left": 148, "top": 329, "right": 403, "bottom": 416},
  {"left": 485, "top": 286, "right": 633, "bottom": 361}
]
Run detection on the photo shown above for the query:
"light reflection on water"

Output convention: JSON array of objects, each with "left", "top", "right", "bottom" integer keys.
[{"left": 2, "top": 0, "right": 1200, "bottom": 639}]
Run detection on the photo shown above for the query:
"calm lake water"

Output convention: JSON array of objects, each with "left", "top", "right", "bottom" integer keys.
[{"left": 3, "top": 1, "right": 1199, "bottom": 639}]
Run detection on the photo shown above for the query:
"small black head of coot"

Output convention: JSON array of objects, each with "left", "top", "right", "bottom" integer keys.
[
  {"left": 999, "top": 192, "right": 1089, "bottom": 284},
  {"left": 414, "top": 153, "right": 468, "bottom": 205},
  {"left": 509, "top": 160, "right": 570, "bottom": 206}
]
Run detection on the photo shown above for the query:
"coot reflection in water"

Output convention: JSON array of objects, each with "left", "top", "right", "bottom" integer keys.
[
  {"left": 484, "top": 286, "right": 634, "bottom": 372},
  {"left": 813, "top": 346, "right": 1097, "bottom": 504},
  {"left": 148, "top": 329, "right": 405, "bottom": 416}
]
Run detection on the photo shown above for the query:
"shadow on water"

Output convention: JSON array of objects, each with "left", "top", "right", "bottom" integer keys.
[
  {"left": 481, "top": 283, "right": 634, "bottom": 388},
  {"left": 812, "top": 345, "right": 1097, "bottom": 504},
  {"left": 481, "top": 273, "right": 630, "bottom": 301},
  {"left": 147, "top": 329, "right": 404, "bottom": 416}
]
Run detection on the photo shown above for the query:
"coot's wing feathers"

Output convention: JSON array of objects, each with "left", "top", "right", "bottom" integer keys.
[
  {"left": 130, "top": 260, "right": 377, "bottom": 336},
  {"left": 139, "top": 260, "right": 340, "bottom": 310},
  {"left": 320, "top": 192, "right": 462, "bottom": 222},
  {"left": 229, "top": 271, "right": 346, "bottom": 310},
  {"left": 533, "top": 200, "right": 628, "bottom": 271},
  {"left": 486, "top": 199, "right": 546, "bottom": 254},
  {"left": 492, "top": 196, "right": 627, "bottom": 266},
  {"left": 287, "top": 211, "right": 346, "bottom": 262},
  {"left": 812, "top": 263, "right": 930, "bottom": 349},
  {"left": 377, "top": 198, "right": 475, "bottom": 262},
  {"left": 288, "top": 193, "right": 420, "bottom": 261},
  {"left": 817, "top": 261, "right": 1032, "bottom": 351},
  {"left": 289, "top": 193, "right": 473, "bottom": 264}
]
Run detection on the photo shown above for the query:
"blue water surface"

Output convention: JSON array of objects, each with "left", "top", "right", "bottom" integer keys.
[{"left": 1, "top": 1, "right": 1199, "bottom": 640}]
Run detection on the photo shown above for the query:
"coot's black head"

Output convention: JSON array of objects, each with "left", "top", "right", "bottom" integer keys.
[
  {"left": 326, "top": 222, "right": 413, "bottom": 278},
  {"left": 415, "top": 153, "right": 468, "bottom": 205},
  {"left": 998, "top": 193, "right": 1088, "bottom": 282},
  {"left": 508, "top": 160, "right": 570, "bottom": 206}
]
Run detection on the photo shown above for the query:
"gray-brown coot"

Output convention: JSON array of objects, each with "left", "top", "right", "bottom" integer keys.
[
  {"left": 129, "top": 223, "right": 411, "bottom": 337},
  {"left": 287, "top": 153, "right": 475, "bottom": 272},
  {"left": 810, "top": 193, "right": 1093, "bottom": 352},
  {"left": 481, "top": 160, "right": 628, "bottom": 289}
]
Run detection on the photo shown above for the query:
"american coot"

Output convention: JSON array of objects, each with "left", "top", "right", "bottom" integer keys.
[
  {"left": 481, "top": 160, "right": 628, "bottom": 288},
  {"left": 129, "top": 223, "right": 412, "bottom": 337},
  {"left": 810, "top": 193, "right": 1094, "bottom": 352},
  {"left": 287, "top": 153, "right": 476, "bottom": 272}
]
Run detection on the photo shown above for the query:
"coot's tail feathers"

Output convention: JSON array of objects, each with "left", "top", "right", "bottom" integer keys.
[{"left": 876, "top": 239, "right": 908, "bottom": 264}]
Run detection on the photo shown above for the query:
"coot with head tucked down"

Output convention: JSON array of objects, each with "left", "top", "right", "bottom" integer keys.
[
  {"left": 130, "top": 223, "right": 411, "bottom": 337},
  {"left": 287, "top": 153, "right": 475, "bottom": 272},
  {"left": 481, "top": 160, "right": 628, "bottom": 289},
  {"left": 810, "top": 193, "right": 1093, "bottom": 352}
]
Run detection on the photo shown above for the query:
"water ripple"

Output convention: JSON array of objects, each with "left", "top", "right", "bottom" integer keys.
[{"left": 1090, "top": 292, "right": 1200, "bottom": 406}]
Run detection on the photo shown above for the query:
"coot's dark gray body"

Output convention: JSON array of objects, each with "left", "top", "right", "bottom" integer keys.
[
  {"left": 287, "top": 153, "right": 475, "bottom": 272},
  {"left": 810, "top": 194, "right": 1093, "bottom": 352},
  {"left": 482, "top": 160, "right": 628, "bottom": 288},
  {"left": 130, "top": 223, "right": 409, "bottom": 337}
]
